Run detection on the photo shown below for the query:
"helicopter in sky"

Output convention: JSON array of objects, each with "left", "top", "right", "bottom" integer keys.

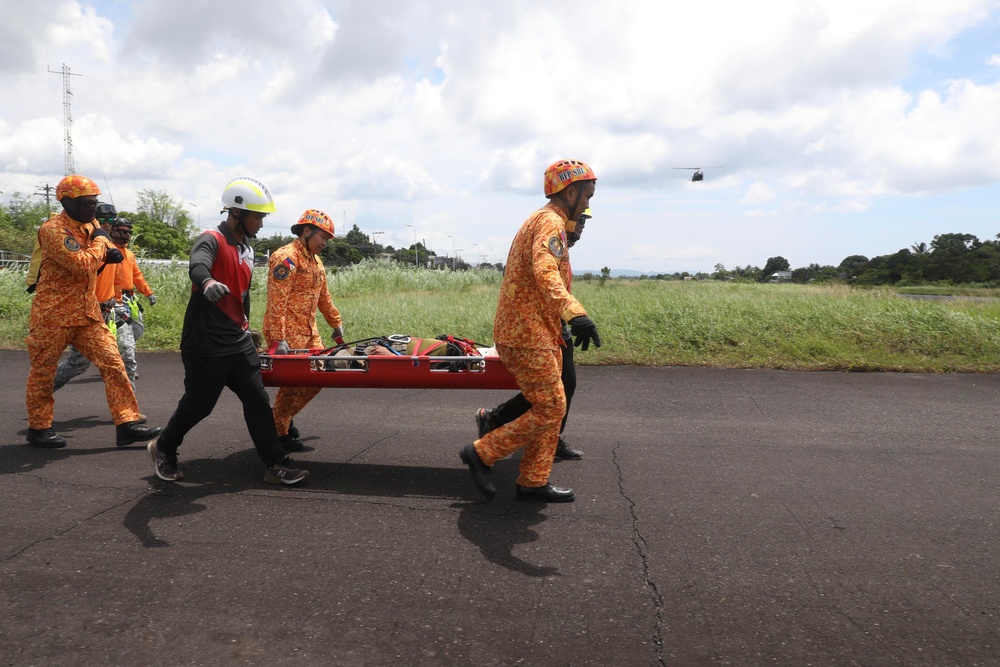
[{"left": 673, "top": 166, "right": 725, "bottom": 182}]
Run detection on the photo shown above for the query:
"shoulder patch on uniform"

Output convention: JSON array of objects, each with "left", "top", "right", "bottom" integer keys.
[
  {"left": 547, "top": 235, "right": 565, "bottom": 259},
  {"left": 273, "top": 264, "right": 290, "bottom": 281},
  {"left": 64, "top": 236, "right": 80, "bottom": 252}
]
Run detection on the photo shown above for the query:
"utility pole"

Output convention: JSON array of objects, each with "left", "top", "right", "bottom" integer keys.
[
  {"left": 34, "top": 182, "right": 56, "bottom": 217},
  {"left": 48, "top": 64, "right": 83, "bottom": 176},
  {"left": 405, "top": 224, "right": 418, "bottom": 267}
]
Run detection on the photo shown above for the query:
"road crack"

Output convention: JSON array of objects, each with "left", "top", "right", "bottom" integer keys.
[{"left": 613, "top": 441, "right": 667, "bottom": 667}]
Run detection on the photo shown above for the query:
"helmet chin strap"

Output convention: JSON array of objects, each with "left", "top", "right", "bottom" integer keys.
[
  {"left": 232, "top": 209, "right": 254, "bottom": 239},
  {"left": 557, "top": 187, "right": 581, "bottom": 231}
]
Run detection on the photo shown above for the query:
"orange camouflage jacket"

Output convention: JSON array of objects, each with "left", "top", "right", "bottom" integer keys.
[
  {"left": 30, "top": 211, "right": 117, "bottom": 328},
  {"left": 263, "top": 238, "right": 342, "bottom": 343},
  {"left": 493, "top": 203, "right": 586, "bottom": 350}
]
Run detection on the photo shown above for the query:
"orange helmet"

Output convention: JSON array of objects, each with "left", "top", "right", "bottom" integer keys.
[
  {"left": 56, "top": 175, "right": 101, "bottom": 201},
  {"left": 543, "top": 159, "right": 597, "bottom": 197},
  {"left": 290, "top": 209, "right": 335, "bottom": 236}
]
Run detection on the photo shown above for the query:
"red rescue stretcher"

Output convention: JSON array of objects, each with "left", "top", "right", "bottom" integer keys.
[{"left": 260, "top": 339, "right": 518, "bottom": 390}]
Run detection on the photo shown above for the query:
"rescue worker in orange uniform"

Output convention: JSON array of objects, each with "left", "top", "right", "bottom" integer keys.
[
  {"left": 474, "top": 208, "right": 592, "bottom": 461},
  {"left": 147, "top": 176, "right": 308, "bottom": 485},
  {"left": 111, "top": 216, "right": 157, "bottom": 376},
  {"left": 459, "top": 159, "right": 601, "bottom": 502},
  {"left": 53, "top": 204, "right": 142, "bottom": 393},
  {"left": 263, "top": 209, "right": 345, "bottom": 451},
  {"left": 25, "top": 175, "right": 162, "bottom": 449}
]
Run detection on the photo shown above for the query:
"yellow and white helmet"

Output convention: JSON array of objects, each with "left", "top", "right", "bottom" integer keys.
[{"left": 220, "top": 176, "right": 276, "bottom": 214}]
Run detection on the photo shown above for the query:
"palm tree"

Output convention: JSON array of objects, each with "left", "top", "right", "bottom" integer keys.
[{"left": 911, "top": 242, "right": 928, "bottom": 255}]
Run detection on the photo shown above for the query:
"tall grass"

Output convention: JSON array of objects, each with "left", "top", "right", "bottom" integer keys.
[
  {"left": 575, "top": 280, "right": 1000, "bottom": 371},
  {"left": 4, "top": 261, "right": 1000, "bottom": 372}
]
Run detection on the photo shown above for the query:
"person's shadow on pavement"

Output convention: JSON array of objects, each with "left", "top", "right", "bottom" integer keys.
[
  {"left": 4, "top": 416, "right": 122, "bottom": 474},
  {"left": 455, "top": 501, "right": 559, "bottom": 578},
  {"left": 453, "top": 459, "right": 561, "bottom": 578},
  {"left": 124, "top": 448, "right": 519, "bottom": 548}
]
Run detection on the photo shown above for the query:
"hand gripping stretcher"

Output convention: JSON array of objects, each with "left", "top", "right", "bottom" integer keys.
[{"left": 260, "top": 335, "right": 519, "bottom": 390}]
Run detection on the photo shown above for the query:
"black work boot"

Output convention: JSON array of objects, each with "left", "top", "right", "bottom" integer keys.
[
  {"left": 460, "top": 444, "right": 497, "bottom": 499},
  {"left": 117, "top": 422, "right": 163, "bottom": 447},
  {"left": 27, "top": 428, "right": 67, "bottom": 449},
  {"left": 554, "top": 436, "right": 583, "bottom": 461}
]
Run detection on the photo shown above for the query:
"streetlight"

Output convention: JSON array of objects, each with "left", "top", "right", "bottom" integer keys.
[
  {"left": 405, "top": 224, "right": 418, "bottom": 267},
  {"left": 472, "top": 243, "right": 480, "bottom": 268},
  {"left": 186, "top": 201, "right": 201, "bottom": 229},
  {"left": 447, "top": 234, "right": 458, "bottom": 270}
]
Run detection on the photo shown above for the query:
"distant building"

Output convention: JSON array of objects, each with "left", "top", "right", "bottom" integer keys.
[{"left": 770, "top": 270, "right": 793, "bottom": 283}]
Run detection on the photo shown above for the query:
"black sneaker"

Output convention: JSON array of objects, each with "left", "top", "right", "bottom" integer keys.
[
  {"left": 27, "top": 428, "right": 66, "bottom": 449},
  {"left": 117, "top": 421, "right": 162, "bottom": 447},
  {"left": 279, "top": 434, "right": 304, "bottom": 452},
  {"left": 147, "top": 438, "right": 183, "bottom": 482},
  {"left": 287, "top": 420, "right": 300, "bottom": 439},
  {"left": 554, "top": 437, "right": 584, "bottom": 461},
  {"left": 475, "top": 408, "right": 497, "bottom": 439},
  {"left": 264, "top": 459, "right": 308, "bottom": 485}
]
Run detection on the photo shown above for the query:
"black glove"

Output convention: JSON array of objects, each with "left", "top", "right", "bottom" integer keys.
[
  {"left": 105, "top": 247, "right": 124, "bottom": 264},
  {"left": 91, "top": 228, "right": 111, "bottom": 240},
  {"left": 568, "top": 315, "right": 601, "bottom": 351}
]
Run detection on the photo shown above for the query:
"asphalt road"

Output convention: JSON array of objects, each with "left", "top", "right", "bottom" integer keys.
[{"left": 2, "top": 350, "right": 999, "bottom": 666}]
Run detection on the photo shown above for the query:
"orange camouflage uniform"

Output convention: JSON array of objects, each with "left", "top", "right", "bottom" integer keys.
[
  {"left": 26, "top": 211, "right": 141, "bottom": 429},
  {"left": 474, "top": 203, "right": 587, "bottom": 487},
  {"left": 263, "top": 238, "right": 343, "bottom": 436}
]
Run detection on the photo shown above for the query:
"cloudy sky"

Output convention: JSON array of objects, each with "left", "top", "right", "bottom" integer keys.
[{"left": 2, "top": 0, "right": 999, "bottom": 273}]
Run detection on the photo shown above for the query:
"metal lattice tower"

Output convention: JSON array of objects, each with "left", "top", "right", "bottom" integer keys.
[{"left": 48, "top": 64, "right": 82, "bottom": 176}]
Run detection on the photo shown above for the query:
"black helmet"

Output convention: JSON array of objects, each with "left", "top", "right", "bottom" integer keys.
[
  {"left": 111, "top": 216, "right": 133, "bottom": 229},
  {"left": 95, "top": 202, "right": 117, "bottom": 221}
]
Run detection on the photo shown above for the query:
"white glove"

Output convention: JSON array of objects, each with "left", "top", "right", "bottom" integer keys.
[{"left": 202, "top": 279, "right": 230, "bottom": 303}]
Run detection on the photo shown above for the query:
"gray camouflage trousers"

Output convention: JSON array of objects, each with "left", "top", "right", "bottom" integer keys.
[{"left": 53, "top": 305, "right": 137, "bottom": 391}]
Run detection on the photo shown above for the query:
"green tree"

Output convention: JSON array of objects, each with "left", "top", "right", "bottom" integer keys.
[
  {"left": 838, "top": 255, "right": 869, "bottom": 279},
  {"left": 253, "top": 233, "right": 295, "bottom": 258},
  {"left": 0, "top": 193, "right": 51, "bottom": 253},
  {"left": 599, "top": 266, "right": 611, "bottom": 287},
  {"left": 126, "top": 211, "right": 196, "bottom": 259},
  {"left": 3, "top": 193, "right": 51, "bottom": 232},
  {"left": 760, "top": 256, "right": 790, "bottom": 281},
  {"left": 325, "top": 238, "right": 365, "bottom": 266}
]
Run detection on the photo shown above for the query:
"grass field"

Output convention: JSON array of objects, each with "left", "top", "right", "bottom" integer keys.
[{"left": 4, "top": 261, "right": 1000, "bottom": 372}]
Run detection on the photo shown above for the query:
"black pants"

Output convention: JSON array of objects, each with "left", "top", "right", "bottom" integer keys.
[
  {"left": 492, "top": 341, "right": 576, "bottom": 434},
  {"left": 158, "top": 348, "right": 285, "bottom": 467}
]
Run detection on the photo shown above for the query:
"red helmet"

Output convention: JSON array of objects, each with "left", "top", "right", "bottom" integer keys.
[
  {"left": 543, "top": 159, "right": 597, "bottom": 197},
  {"left": 290, "top": 209, "right": 335, "bottom": 236},
  {"left": 56, "top": 175, "right": 101, "bottom": 201}
]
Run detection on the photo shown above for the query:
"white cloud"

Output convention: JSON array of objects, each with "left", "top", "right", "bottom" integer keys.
[{"left": 1, "top": 0, "right": 999, "bottom": 273}]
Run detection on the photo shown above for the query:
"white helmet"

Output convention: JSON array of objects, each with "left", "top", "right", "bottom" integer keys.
[{"left": 220, "top": 176, "right": 276, "bottom": 214}]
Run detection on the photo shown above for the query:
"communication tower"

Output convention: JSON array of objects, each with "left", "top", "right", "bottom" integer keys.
[{"left": 48, "top": 64, "right": 82, "bottom": 176}]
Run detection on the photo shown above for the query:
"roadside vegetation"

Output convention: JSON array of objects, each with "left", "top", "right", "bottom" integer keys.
[{"left": 3, "top": 261, "right": 1000, "bottom": 373}]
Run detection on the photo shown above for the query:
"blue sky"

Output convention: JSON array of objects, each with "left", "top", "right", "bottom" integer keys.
[{"left": 1, "top": 0, "right": 999, "bottom": 273}]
